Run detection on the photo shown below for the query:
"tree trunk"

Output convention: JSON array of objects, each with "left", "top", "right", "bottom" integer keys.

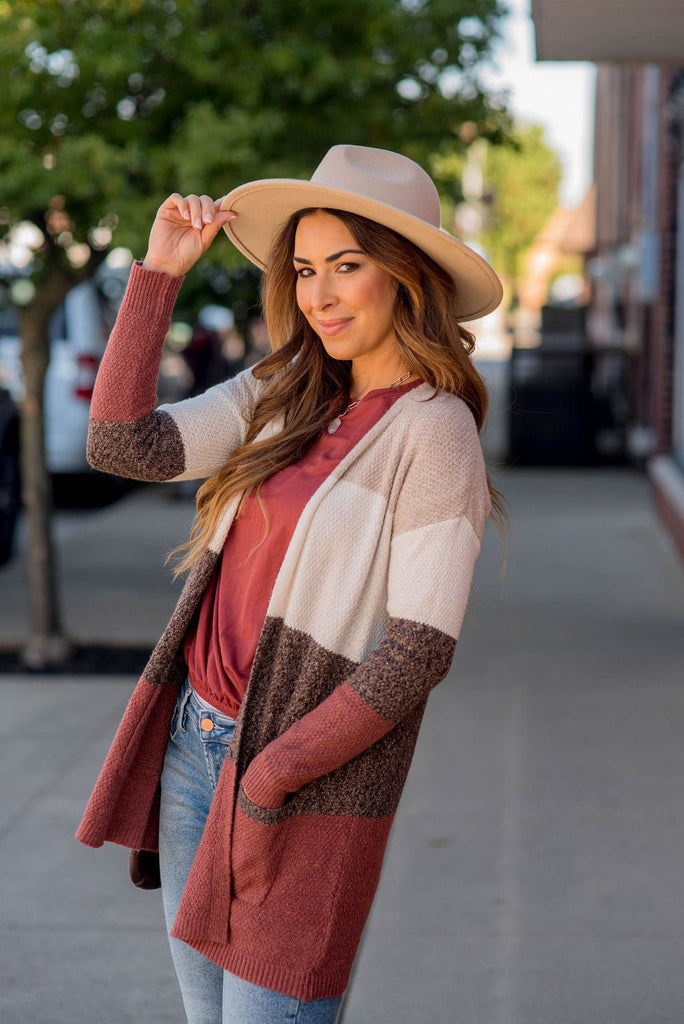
[{"left": 17, "top": 296, "right": 71, "bottom": 668}]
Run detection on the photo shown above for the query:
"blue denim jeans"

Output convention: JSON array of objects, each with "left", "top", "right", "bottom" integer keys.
[{"left": 159, "top": 679, "right": 344, "bottom": 1024}]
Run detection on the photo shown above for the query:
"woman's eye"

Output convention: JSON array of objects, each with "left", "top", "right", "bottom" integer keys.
[{"left": 295, "top": 262, "right": 360, "bottom": 278}]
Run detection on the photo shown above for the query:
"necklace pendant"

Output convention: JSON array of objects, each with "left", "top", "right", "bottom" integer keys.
[{"left": 327, "top": 417, "right": 342, "bottom": 435}]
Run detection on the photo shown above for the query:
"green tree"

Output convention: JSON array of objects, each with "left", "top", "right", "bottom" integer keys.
[
  {"left": 0, "top": 0, "right": 510, "bottom": 666},
  {"left": 437, "top": 122, "right": 562, "bottom": 288},
  {"left": 482, "top": 123, "right": 562, "bottom": 284}
]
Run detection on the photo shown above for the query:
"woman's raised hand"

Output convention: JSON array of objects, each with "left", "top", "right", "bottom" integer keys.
[{"left": 142, "top": 193, "right": 236, "bottom": 277}]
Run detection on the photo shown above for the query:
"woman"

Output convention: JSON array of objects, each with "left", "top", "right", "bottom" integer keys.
[{"left": 77, "top": 144, "right": 504, "bottom": 1024}]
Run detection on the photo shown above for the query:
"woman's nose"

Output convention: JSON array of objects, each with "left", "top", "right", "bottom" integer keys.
[{"left": 311, "top": 276, "right": 337, "bottom": 310}]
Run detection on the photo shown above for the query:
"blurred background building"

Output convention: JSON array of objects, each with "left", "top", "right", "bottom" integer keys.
[{"left": 530, "top": 0, "right": 684, "bottom": 557}]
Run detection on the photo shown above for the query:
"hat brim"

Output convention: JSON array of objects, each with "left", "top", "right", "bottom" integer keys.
[{"left": 220, "top": 180, "right": 502, "bottom": 323}]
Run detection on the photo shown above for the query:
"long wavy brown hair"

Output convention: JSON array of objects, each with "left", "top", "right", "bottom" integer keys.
[{"left": 172, "top": 207, "right": 506, "bottom": 575}]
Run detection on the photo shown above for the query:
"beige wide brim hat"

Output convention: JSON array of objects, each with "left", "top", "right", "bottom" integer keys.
[{"left": 220, "top": 144, "right": 503, "bottom": 323}]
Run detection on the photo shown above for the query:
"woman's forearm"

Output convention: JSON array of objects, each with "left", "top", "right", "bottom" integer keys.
[
  {"left": 240, "top": 617, "right": 456, "bottom": 808},
  {"left": 87, "top": 261, "right": 187, "bottom": 481}
]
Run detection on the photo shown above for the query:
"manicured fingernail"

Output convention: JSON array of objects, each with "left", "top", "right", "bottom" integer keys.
[
  {"left": 203, "top": 213, "right": 213, "bottom": 224},
  {"left": 194, "top": 218, "right": 202, "bottom": 229},
  {"left": 183, "top": 209, "right": 190, "bottom": 220}
]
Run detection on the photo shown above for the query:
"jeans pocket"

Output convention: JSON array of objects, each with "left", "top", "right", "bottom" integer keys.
[
  {"left": 168, "top": 703, "right": 181, "bottom": 742},
  {"left": 231, "top": 792, "right": 289, "bottom": 907},
  {"left": 169, "top": 680, "right": 191, "bottom": 741}
]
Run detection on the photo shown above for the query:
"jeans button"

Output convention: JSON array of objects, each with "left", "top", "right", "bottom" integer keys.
[{"left": 200, "top": 717, "right": 214, "bottom": 732}]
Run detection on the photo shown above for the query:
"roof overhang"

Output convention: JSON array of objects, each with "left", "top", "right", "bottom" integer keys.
[{"left": 531, "top": 0, "right": 684, "bottom": 62}]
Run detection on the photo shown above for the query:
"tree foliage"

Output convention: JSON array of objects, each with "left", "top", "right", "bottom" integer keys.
[
  {"left": 480, "top": 123, "right": 562, "bottom": 281},
  {"left": 436, "top": 122, "right": 562, "bottom": 287},
  {"left": 0, "top": 0, "right": 510, "bottom": 275},
  {"left": 0, "top": 0, "right": 511, "bottom": 662}
]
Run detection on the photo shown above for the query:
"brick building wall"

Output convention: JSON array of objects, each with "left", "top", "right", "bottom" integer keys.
[{"left": 591, "top": 65, "right": 684, "bottom": 559}]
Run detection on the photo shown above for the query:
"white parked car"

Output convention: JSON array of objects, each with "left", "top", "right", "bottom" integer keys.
[
  {"left": 0, "top": 278, "right": 113, "bottom": 559},
  {"left": 0, "top": 279, "right": 108, "bottom": 475}
]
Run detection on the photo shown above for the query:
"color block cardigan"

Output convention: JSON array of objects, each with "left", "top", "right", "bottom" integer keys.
[{"left": 76, "top": 262, "right": 491, "bottom": 1001}]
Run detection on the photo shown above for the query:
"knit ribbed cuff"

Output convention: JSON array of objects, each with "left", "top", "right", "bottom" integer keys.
[
  {"left": 123, "top": 260, "right": 185, "bottom": 321},
  {"left": 241, "top": 753, "right": 288, "bottom": 809}
]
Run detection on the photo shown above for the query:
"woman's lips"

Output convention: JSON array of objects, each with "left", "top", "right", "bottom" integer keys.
[{"left": 317, "top": 318, "right": 352, "bottom": 336}]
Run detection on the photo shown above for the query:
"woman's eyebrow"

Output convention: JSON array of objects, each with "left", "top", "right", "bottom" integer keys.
[{"left": 293, "top": 249, "right": 364, "bottom": 265}]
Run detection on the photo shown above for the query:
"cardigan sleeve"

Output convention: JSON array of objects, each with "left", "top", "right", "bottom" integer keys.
[
  {"left": 241, "top": 404, "right": 492, "bottom": 808},
  {"left": 86, "top": 261, "right": 262, "bottom": 482}
]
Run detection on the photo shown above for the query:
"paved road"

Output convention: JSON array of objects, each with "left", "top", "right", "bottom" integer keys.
[{"left": 1, "top": 468, "right": 683, "bottom": 1023}]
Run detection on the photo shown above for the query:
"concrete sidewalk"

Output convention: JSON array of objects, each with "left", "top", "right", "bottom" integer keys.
[
  {"left": 1, "top": 468, "right": 683, "bottom": 1023},
  {"left": 0, "top": 483, "right": 193, "bottom": 649}
]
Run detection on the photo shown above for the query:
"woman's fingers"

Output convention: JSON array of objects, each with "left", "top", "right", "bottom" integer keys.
[
  {"left": 160, "top": 193, "right": 235, "bottom": 229},
  {"left": 214, "top": 196, "right": 236, "bottom": 227},
  {"left": 160, "top": 192, "right": 190, "bottom": 221},
  {"left": 144, "top": 192, "right": 237, "bottom": 275},
  {"left": 190, "top": 194, "right": 236, "bottom": 230},
  {"left": 214, "top": 208, "right": 237, "bottom": 228},
  {"left": 199, "top": 194, "right": 215, "bottom": 225},
  {"left": 184, "top": 194, "right": 201, "bottom": 229}
]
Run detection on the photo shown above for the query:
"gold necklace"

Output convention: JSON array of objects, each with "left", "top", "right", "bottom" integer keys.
[{"left": 327, "top": 370, "right": 414, "bottom": 435}]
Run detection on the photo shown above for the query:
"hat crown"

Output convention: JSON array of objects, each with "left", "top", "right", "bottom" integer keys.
[{"left": 311, "top": 145, "right": 441, "bottom": 228}]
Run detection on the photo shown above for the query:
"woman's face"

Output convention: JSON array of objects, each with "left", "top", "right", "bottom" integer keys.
[{"left": 294, "top": 211, "right": 400, "bottom": 374}]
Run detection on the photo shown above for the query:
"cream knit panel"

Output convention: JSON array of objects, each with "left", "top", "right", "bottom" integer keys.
[
  {"left": 391, "top": 391, "right": 491, "bottom": 540},
  {"left": 265, "top": 388, "right": 490, "bottom": 662},
  {"left": 159, "top": 367, "right": 262, "bottom": 481},
  {"left": 339, "top": 388, "right": 490, "bottom": 541},
  {"left": 267, "top": 479, "right": 392, "bottom": 664},
  {"left": 387, "top": 516, "right": 481, "bottom": 639}
]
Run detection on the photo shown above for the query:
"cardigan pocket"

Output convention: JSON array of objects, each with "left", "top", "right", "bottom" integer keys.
[{"left": 231, "top": 789, "right": 289, "bottom": 906}]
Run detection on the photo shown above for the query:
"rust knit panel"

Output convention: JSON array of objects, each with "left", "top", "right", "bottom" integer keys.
[
  {"left": 91, "top": 261, "right": 183, "bottom": 422},
  {"left": 75, "top": 677, "right": 178, "bottom": 851},
  {"left": 174, "top": 809, "right": 393, "bottom": 1002}
]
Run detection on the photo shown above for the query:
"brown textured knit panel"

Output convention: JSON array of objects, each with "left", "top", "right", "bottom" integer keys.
[
  {"left": 143, "top": 548, "right": 219, "bottom": 687},
  {"left": 229, "top": 616, "right": 357, "bottom": 771},
  {"left": 232, "top": 617, "right": 441, "bottom": 819},
  {"left": 243, "top": 706, "right": 424, "bottom": 821},
  {"left": 87, "top": 412, "right": 186, "bottom": 482},
  {"left": 348, "top": 616, "right": 456, "bottom": 721}
]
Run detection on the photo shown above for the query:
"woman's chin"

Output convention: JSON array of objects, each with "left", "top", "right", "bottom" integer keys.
[{"left": 320, "top": 339, "right": 357, "bottom": 362}]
